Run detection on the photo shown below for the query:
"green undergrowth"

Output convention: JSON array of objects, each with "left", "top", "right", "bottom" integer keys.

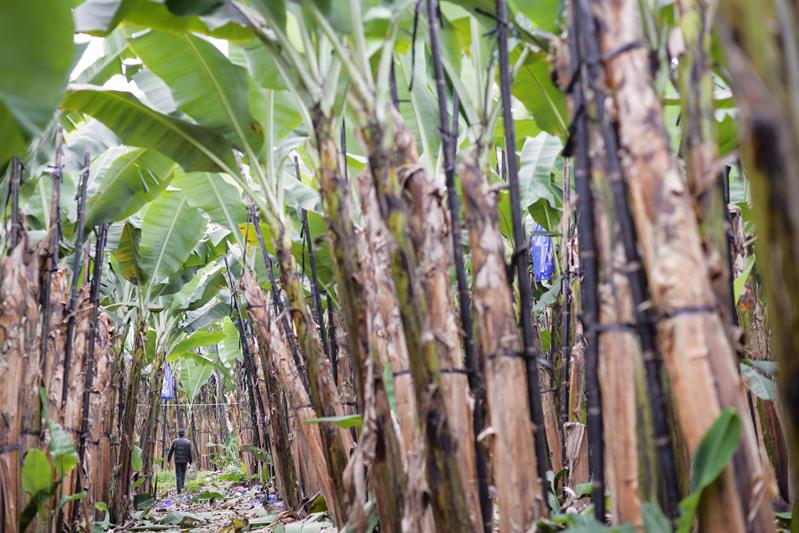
[{"left": 154, "top": 470, "right": 176, "bottom": 490}]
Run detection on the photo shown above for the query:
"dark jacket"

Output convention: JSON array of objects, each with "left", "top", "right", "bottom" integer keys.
[{"left": 168, "top": 437, "right": 193, "bottom": 464}]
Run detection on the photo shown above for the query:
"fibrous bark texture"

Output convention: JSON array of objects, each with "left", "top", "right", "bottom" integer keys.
[
  {"left": 241, "top": 272, "right": 301, "bottom": 509},
  {"left": 0, "top": 239, "right": 41, "bottom": 533},
  {"left": 393, "top": 114, "right": 482, "bottom": 532},
  {"left": 594, "top": 1, "right": 774, "bottom": 530},
  {"left": 460, "top": 146, "right": 547, "bottom": 530}
]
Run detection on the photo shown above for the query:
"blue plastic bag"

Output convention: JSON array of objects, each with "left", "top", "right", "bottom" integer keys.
[
  {"left": 161, "top": 362, "right": 175, "bottom": 400},
  {"left": 530, "top": 223, "right": 555, "bottom": 282}
]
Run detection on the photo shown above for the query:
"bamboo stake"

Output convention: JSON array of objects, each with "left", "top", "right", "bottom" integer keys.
[
  {"left": 576, "top": 3, "right": 680, "bottom": 516},
  {"left": 224, "top": 255, "right": 267, "bottom": 456},
  {"left": 61, "top": 152, "right": 91, "bottom": 407},
  {"left": 9, "top": 157, "right": 21, "bottom": 250},
  {"left": 38, "top": 127, "right": 64, "bottom": 380},
  {"left": 560, "top": 157, "right": 573, "bottom": 467},
  {"left": 250, "top": 206, "right": 310, "bottom": 396},
  {"left": 326, "top": 292, "right": 338, "bottom": 385},
  {"left": 425, "top": 3, "right": 491, "bottom": 528},
  {"left": 569, "top": 4, "right": 605, "bottom": 520},
  {"left": 495, "top": 0, "right": 550, "bottom": 481},
  {"left": 294, "top": 156, "right": 331, "bottom": 365},
  {"left": 72, "top": 224, "right": 108, "bottom": 527}
]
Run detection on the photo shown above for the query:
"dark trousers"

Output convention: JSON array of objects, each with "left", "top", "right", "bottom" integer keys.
[{"left": 175, "top": 462, "right": 187, "bottom": 493}]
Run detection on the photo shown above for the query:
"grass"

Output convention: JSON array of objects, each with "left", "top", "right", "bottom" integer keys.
[
  {"left": 184, "top": 470, "right": 215, "bottom": 494},
  {"left": 155, "top": 469, "right": 176, "bottom": 490}
]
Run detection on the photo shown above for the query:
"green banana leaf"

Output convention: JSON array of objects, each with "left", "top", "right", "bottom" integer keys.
[
  {"left": 172, "top": 171, "right": 247, "bottom": 230},
  {"left": 512, "top": 51, "right": 568, "bottom": 140},
  {"left": 61, "top": 86, "right": 239, "bottom": 175},
  {"left": 73, "top": 0, "right": 136, "bottom": 36},
  {"left": 218, "top": 316, "right": 242, "bottom": 367},
  {"left": 178, "top": 353, "right": 216, "bottom": 403},
  {"left": 84, "top": 147, "right": 178, "bottom": 229},
  {"left": 0, "top": 0, "right": 75, "bottom": 165},
  {"left": 139, "top": 190, "right": 207, "bottom": 285},
  {"left": 168, "top": 327, "right": 226, "bottom": 360},
  {"left": 74, "top": 0, "right": 250, "bottom": 40},
  {"left": 518, "top": 132, "right": 562, "bottom": 210},
  {"left": 74, "top": 29, "right": 130, "bottom": 85},
  {"left": 129, "top": 30, "right": 263, "bottom": 151},
  {"left": 112, "top": 222, "right": 144, "bottom": 285}
]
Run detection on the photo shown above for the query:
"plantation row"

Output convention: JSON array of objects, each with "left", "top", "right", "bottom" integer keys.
[{"left": 1, "top": 0, "right": 799, "bottom": 532}]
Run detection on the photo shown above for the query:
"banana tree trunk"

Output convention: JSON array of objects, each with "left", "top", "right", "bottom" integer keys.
[
  {"left": 356, "top": 173, "right": 419, "bottom": 454},
  {"left": 139, "top": 349, "right": 166, "bottom": 495},
  {"left": 0, "top": 238, "right": 41, "bottom": 533},
  {"left": 392, "top": 113, "right": 483, "bottom": 532},
  {"left": 460, "top": 145, "right": 548, "bottom": 529},
  {"left": 111, "top": 314, "right": 147, "bottom": 524},
  {"left": 310, "top": 110, "right": 405, "bottom": 531},
  {"left": 251, "top": 318, "right": 301, "bottom": 510},
  {"left": 592, "top": 1, "right": 775, "bottom": 530},
  {"left": 718, "top": 0, "right": 799, "bottom": 512},
  {"left": 242, "top": 275, "right": 342, "bottom": 521},
  {"left": 92, "top": 315, "right": 118, "bottom": 518},
  {"left": 357, "top": 172, "right": 436, "bottom": 532},
  {"left": 591, "top": 154, "right": 643, "bottom": 527},
  {"left": 272, "top": 219, "right": 354, "bottom": 525},
  {"left": 358, "top": 110, "right": 471, "bottom": 531}
]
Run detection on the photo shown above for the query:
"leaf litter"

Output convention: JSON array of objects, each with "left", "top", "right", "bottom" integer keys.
[{"left": 113, "top": 470, "right": 334, "bottom": 532}]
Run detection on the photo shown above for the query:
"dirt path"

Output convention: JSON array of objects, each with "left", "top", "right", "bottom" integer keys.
[{"left": 112, "top": 472, "right": 334, "bottom": 532}]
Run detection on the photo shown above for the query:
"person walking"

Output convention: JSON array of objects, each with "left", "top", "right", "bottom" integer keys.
[{"left": 167, "top": 428, "right": 193, "bottom": 493}]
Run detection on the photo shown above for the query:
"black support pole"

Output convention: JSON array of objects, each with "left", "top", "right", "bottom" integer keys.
[
  {"left": 72, "top": 223, "right": 109, "bottom": 525},
  {"left": 327, "top": 292, "right": 338, "bottom": 385},
  {"left": 560, "top": 158, "right": 573, "bottom": 469},
  {"left": 9, "top": 157, "right": 22, "bottom": 249},
  {"left": 495, "top": 0, "right": 549, "bottom": 484},
  {"left": 61, "top": 152, "right": 91, "bottom": 407},
  {"left": 577, "top": 0, "right": 680, "bottom": 517},
  {"left": 39, "top": 128, "right": 64, "bottom": 380},
  {"left": 250, "top": 206, "right": 311, "bottom": 396},
  {"left": 293, "top": 156, "right": 331, "bottom": 363},
  {"left": 569, "top": 5, "right": 605, "bottom": 520}
]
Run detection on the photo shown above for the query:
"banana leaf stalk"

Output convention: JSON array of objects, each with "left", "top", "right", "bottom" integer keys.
[
  {"left": 576, "top": 2, "right": 680, "bottom": 517},
  {"left": 426, "top": 2, "right": 491, "bottom": 529},
  {"left": 72, "top": 222, "right": 108, "bottom": 526},
  {"left": 61, "top": 152, "right": 91, "bottom": 406},
  {"left": 568, "top": 4, "right": 605, "bottom": 520},
  {"left": 495, "top": 0, "right": 549, "bottom": 482}
]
